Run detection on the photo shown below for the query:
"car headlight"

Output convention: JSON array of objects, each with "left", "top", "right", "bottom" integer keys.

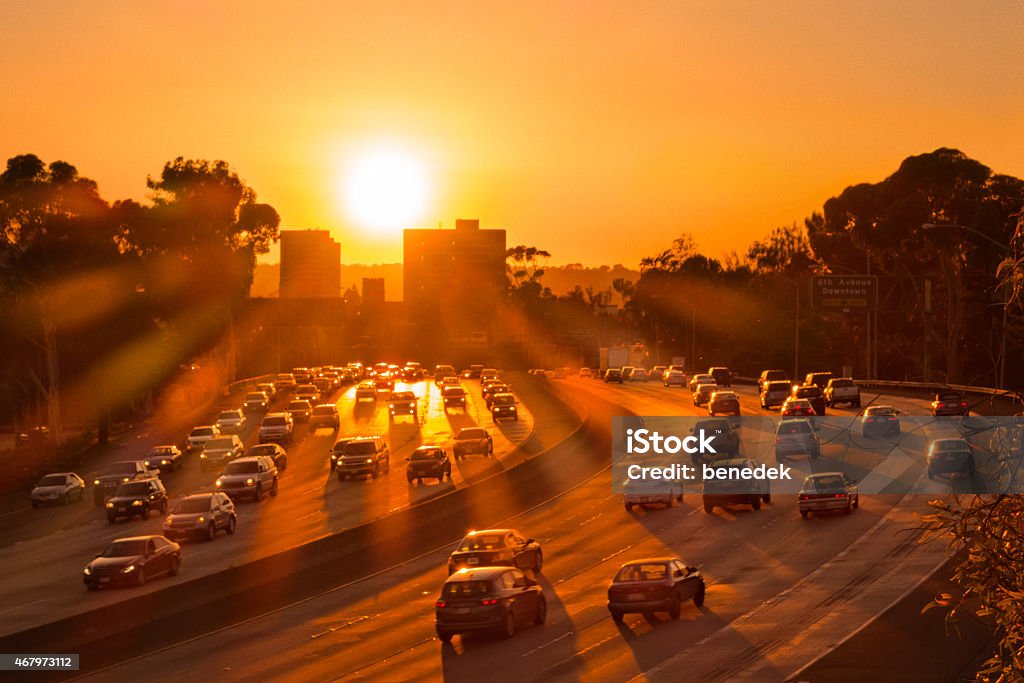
[
  {"left": 123, "top": 477, "right": 130, "bottom": 482},
  {"left": 121, "top": 564, "right": 136, "bottom": 573},
  {"left": 161, "top": 459, "right": 169, "bottom": 465},
  {"left": 215, "top": 479, "right": 223, "bottom": 487},
  {"left": 365, "top": 458, "right": 374, "bottom": 464},
  {"left": 132, "top": 499, "right": 145, "bottom": 506},
  {"left": 83, "top": 566, "right": 91, "bottom": 575},
  {"left": 105, "top": 502, "right": 114, "bottom": 508},
  {"left": 245, "top": 478, "right": 255, "bottom": 486},
  {"left": 94, "top": 479, "right": 100, "bottom": 486},
  {"left": 197, "top": 516, "right": 205, "bottom": 523},
  {"left": 389, "top": 404, "right": 395, "bottom": 408},
  {"left": 200, "top": 453, "right": 207, "bottom": 459}
]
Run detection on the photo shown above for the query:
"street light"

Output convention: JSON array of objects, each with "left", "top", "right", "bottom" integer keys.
[{"left": 922, "top": 222, "right": 1011, "bottom": 388}]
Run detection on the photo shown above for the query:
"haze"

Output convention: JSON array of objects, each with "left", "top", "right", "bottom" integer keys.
[{"left": 2, "top": 0, "right": 1021, "bottom": 265}]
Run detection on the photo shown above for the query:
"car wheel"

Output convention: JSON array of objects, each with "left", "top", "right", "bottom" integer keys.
[
  {"left": 106, "top": 513, "right": 116, "bottom": 524},
  {"left": 135, "top": 568, "right": 146, "bottom": 587},
  {"left": 762, "top": 493, "right": 771, "bottom": 504},
  {"left": 800, "top": 510, "right": 809, "bottom": 519},
  {"left": 407, "top": 476, "right": 415, "bottom": 485},
  {"left": 853, "top": 496, "right": 859, "bottom": 510},
  {"left": 169, "top": 557, "right": 180, "bottom": 576},
  {"left": 86, "top": 582, "right": 99, "bottom": 591},
  {"left": 160, "top": 500, "right": 168, "bottom": 515},
  {"left": 501, "top": 610, "right": 516, "bottom": 638},
  {"left": 751, "top": 496, "right": 762, "bottom": 511},
  {"left": 255, "top": 484, "right": 263, "bottom": 501},
  {"left": 418, "top": 478, "right": 423, "bottom": 485},
  {"left": 534, "top": 595, "right": 547, "bottom": 625},
  {"left": 31, "top": 500, "right": 39, "bottom": 508},
  {"left": 625, "top": 502, "right": 634, "bottom": 512},
  {"left": 694, "top": 584, "right": 706, "bottom": 607},
  {"left": 371, "top": 467, "right": 379, "bottom": 480},
  {"left": 60, "top": 492, "right": 69, "bottom": 505},
  {"left": 610, "top": 609, "right": 624, "bottom": 623},
  {"left": 227, "top": 515, "right": 237, "bottom": 534},
  {"left": 206, "top": 522, "right": 216, "bottom": 541},
  {"left": 271, "top": 479, "right": 279, "bottom": 496},
  {"left": 703, "top": 501, "right": 713, "bottom": 514},
  {"left": 844, "top": 501, "right": 852, "bottom": 514},
  {"left": 668, "top": 594, "right": 682, "bottom": 620}
]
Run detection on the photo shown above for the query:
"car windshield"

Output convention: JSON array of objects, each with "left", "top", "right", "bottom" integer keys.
[
  {"left": 100, "top": 462, "right": 137, "bottom": 475},
  {"left": 615, "top": 563, "right": 669, "bottom": 582},
  {"left": 695, "top": 420, "right": 730, "bottom": 432},
  {"left": 442, "top": 387, "right": 466, "bottom": 397},
  {"left": 246, "top": 393, "right": 265, "bottom": 401},
  {"left": 312, "top": 406, "right": 335, "bottom": 415},
  {"left": 412, "top": 449, "right": 440, "bottom": 461},
  {"left": 442, "top": 580, "right": 492, "bottom": 598},
  {"left": 492, "top": 394, "right": 514, "bottom": 405},
  {"left": 174, "top": 498, "right": 211, "bottom": 514},
  {"left": 101, "top": 539, "right": 147, "bottom": 557},
  {"left": 390, "top": 392, "right": 415, "bottom": 401},
  {"left": 149, "top": 447, "right": 175, "bottom": 455},
  {"left": 936, "top": 440, "right": 968, "bottom": 452},
  {"left": 224, "top": 461, "right": 259, "bottom": 474},
  {"left": 457, "top": 429, "right": 487, "bottom": 440},
  {"left": 343, "top": 441, "right": 377, "bottom": 455},
  {"left": 809, "top": 475, "right": 844, "bottom": 490},
  {"left": 115, "top": 482, "right": 149, "bottom": 497},
  {"left": 938, "top": 393, "right": 962, "bottom": 401},
  {"left": 38, "top": 475, "right": 66, "bottom": 486},
  {"left": 866, "top": 406, "right": 894, "bottom": 416},
  {"left": 796, "top": 387, "right": 820, "bottom": 398},
  {"left": 778, "top": 422, "right": 811, "bottom": 434},
  {"left": 218, "top": 412, "right": 239, "bottom": 420},
  {"left": 190, "top": 428, "right": 214, "bottom": 437},
  {"left": 767, "top": 382, "right": 790, "bottom": 391},
  {"left": 206, "top": 437, "right": 234, "bottom": 449},
  {"left": 276, "top": 374, "right": 294, "bottom": 381},
  {"left": 288, "top": 401, "right": 310, "bottom": 410},
  {"left": 247, "top": 445, "right": 276, "bottom": 456},
  {"left": 831, "top": 379, "right": 854, "bottom": 388},
  {"left": 458, "top": 534, "right": 504, "bottom": 551},
  {"left": 263, "top": 416, "right": 286, "bottom": 426}
]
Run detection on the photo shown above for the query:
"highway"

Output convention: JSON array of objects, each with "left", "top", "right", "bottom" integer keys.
[
  {"left": 62, "top": 377, "right": 962, "bottom": 682},
  {"left": 0, "top": 375, "right": 543, "bottom": 638}
]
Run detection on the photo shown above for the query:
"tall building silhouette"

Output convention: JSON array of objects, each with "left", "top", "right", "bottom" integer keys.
[{"left": 279, "top": 229, "right": 341, "bottom": 298}]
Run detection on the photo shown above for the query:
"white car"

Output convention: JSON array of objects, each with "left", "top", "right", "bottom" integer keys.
[
  {"left": 186, "top": 424, "right": 221, "bottom": 453},
  {"left": 623, "top": 477, "right": 683, "bottom": 511},
  {"left": 31, "top": 472, "right": 86, "bottom": 507},
  {"left": 663, "top": 369, "right": 687, "bottom": 387},
  {"left": 215, "top": 409, "right": 247, "bottom": 433},
  {"left": 824, "top": 378, "right": 861, "bottom": 408}
]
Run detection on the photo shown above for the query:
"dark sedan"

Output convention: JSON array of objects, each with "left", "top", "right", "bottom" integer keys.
[
  {"left": 453, "top": 427, "right": 493, "bottom": 459},
  {"left": 406, "top": 446, "right": 451, "bottom": 485},
  {"left": 932, "top": 391, "right": 969, "bottom": 417},
  {"left": 448, "top": 528, "right": 543, "bottom": 575},
  {"left": 246, "top": 443, "right": 289, "bottom": 471},
  {"left": 607, "top": 557, "right": 705, "bottom": 622},
  {"left": 83, "top": 535, "right": 181, "bottom": 590},
  {"left": 143, "top": 445, "right": 184, "bottom": 473},
  {"left": 435, "top": 566, "right": 546, "bottom": 641},
  {"left": 792, "top": 384, "right": 826, "bottom": 415},
  {"left": 862, "top": 405, "right": 900, "bottom": 437}
]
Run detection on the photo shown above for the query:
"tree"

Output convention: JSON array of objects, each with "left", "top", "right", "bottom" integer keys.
[
  {"left": 747, "top": 222, "right": 818, "bottom": 276},
  {"left": 506, "top": 245, "right": 551, "bottom": 288}
]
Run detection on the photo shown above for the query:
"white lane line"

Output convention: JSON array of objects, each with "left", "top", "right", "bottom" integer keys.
[
  {"left": 0, "top": 598, "right": 49, "bottom": 616},
  {"left": 310, "top": 614, "right": 372, "bottom": 639},
  {"left": 0, "top": 507, "right": 32, "bottom": 519},
  {"left": 521, "top": 630, "right": 574, "bottom": 657}
]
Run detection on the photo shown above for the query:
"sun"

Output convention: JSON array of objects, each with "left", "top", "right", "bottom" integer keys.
[{"left": 341, "top": 144, "right": 431, "bottom": 234}]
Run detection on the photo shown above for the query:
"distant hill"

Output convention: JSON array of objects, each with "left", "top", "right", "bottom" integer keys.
[{"left": 250, "top": 262, "right": 640, "bottom": 304}]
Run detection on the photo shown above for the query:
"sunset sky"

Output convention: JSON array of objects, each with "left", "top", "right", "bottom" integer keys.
[{"left": 2, "top": 1, "right": 1022, "bottom": 266}]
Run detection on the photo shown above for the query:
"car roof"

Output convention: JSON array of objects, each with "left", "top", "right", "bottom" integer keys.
[
  {"left": 314, "top": 403, "right": 337, "bottom": 409},
  {"left": 264, "top": 412, "right": 288, "bottom": 418},
  {"left": 181, "top": 492, "right": 216, "bottom": 501},
  {"left": 618, "top": 557, "right": 679, "bottom": 566},
  {"left": 110, "top": 534, "right": 164, "bottom": 542},
  {"left": 229, "top": 456, "right": 263, "bottom": 464},
  {"left": 804, "top": 471, "right": 845, "bottom": 479},
  {"left": 705, "top": 458, "right": 749, "bottom": 467}
]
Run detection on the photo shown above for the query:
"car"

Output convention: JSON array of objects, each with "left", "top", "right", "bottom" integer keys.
[
  {"left": 406, "top": 446, "right": 452, "bottom": 484},
  {"left": 758, "top": 369, "right": 789, "bottom": 391},
  {"left": 435, "top": 566, "right": 546, "bottom": 641},
  {"left": 604, "top": 368, "right": 624, "bottom": 383},
  {"left": 579, "top": 367, "right": 592, "bottom": 378},
  {"left": 355, "top": 381, "right": 377, "bottom": 401},
  {"left": 275, "top": 373, "right": 297, "bottom": 391},
  {"left": 313, "top": 376, "right": 334, "bottom": 394},
  {"left": 760, "top": 380, "right": 792, "bottom": 409},
  {"left": 186, "top": 424, "right": 221, "bottom": 453},
  {"left": 607, "top": 557, "right": 705, "bottom": 622},
  {"left": 650, "top": 366, "right": 667, "bottom": 380},
  {"left": 932, "top": 391, "right": 969, "bottom": 417},
  {"left": 447, "top": 529, "right": 543, "bottom": 575},
  {"left": 215, "top": 409, "right": 247, "bottom": 434},
  {"left": 258, "top": 412, "right": 294, "bottom": 444},
  {"left": 335, "top": 436, "right": 390, "bottom": 480},
  {"left": 483, "top": 382, "right": 509, "bottom": 403},
  {"left": 453, "top": 427, "right": 493, "bottom": 459},
  {"left": 294, "top": 384, "right": 320, "bottom": 403},
  {"left": 708, "top": 390, "right": 740, "bottom": 416},
  {"left": 707, "top": 366, "right": 732, "bottom": 387},
  {"left": 199, "top": 435, "right": 244, "bottom": 471},
  {"left": 804, "top": 372, "right": 834, "bottom": 391},
  {"left": 591, "top": 368, "right": 603, "bottom": 380},
  {"left": 439, "top": 375, "right": 462, "bottom": 389},
  {"left": 927, "top": 438, "right": 976, "bottom": 479},
  {"left": 243, "top": 391, "right": 270, "bottom": 413},
  {"left": 105, "top": 478, "right": 168, "bottom": 522},
  {"left": 663, "top": 369, "right": 687, "bottom": 387},
  {"left": 374, "top": 374, "right": 395, "bottom": 392},
  {"left": 441, "top": 385, "right": 468, "bottom": 411},
  {"left": 246, "top": 443, "right": 288, "bottom": 471},
  {"left": 798, "top": 472, "right": 859, "bottom": 518},
  {"left": 93, "top": 461, "right": 158, "bottom": 506},
  {"left": 791, "top": 384, "right": 826, "bottom": 415},
  {"left": 693, "top": 382, "right": 717, "bottom": 406},
  {"left": 163, "top": 492, "right": 236, "bottom": 541},
  {"left": 31, "top": 472, "right": 85, "bottom": 507},
  {"left": 689, "top": 373, "right": 714, "bottom": 393},
  {"left": 215, "top": 455, "right": 279, "bottom": 500},
  {"left": 402, "top": 365, "right": 425, "bottom": 381},
  {"left": 328, "top": 437, "right": 355, "bottom": 471},
  {"left": 781, "top": 397, "right": 816, "bottom": 417},
  {"left": 824, "top": 378, "right": 861, "bottom": 408},
  {"left": 480, "top": 368, "right": 500, "bottom": 383},
  {"left": 490, "top": 393, "right": 519, "bottom": 421},
  {"left": 621, "top": 366, "right": 636, "bottom": 381},
  {"left": 256, "top": 382, "right": 277, "bottom": 399},
  {"left": 143, "top": 445, "right": 184, "bottom": 473},
  {"left": 690, "top": 418, "right": 740, "bottom": 463},
  {"left": 434, "top": 364, "right": 457, "bottom": 383},
  {"left": 462, "top": 364, "right": 485, "bottom": 379},
  {"left": 83, "top": 535, "right": 181, "bottom": 590},
  {"left": 308, "top": 403, "right": 340, "bottom": 430},
  {"left": 286, "top": 399, "right": 313, "bottom": 423},
  {"left": 628, "top": 368, "right": 650, "bottom": 382},
  {"left": 862, "top": 405, "right": 901, "bottom": 437},
  {"left": 775, "top": 418, "right": 821, "bottom": 461},
  {"left": 387, "top": 391, "right": 418, "bottom": 422},
  {"left": 702, "top": 457, "right": 772, "bottom": 513},
  {"left": 623, "top": 477, "right": 683, "bottom": 511}
]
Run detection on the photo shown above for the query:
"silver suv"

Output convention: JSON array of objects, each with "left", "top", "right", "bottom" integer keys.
[
  {"left": 774, "top": 419, "right": 821, "bottom": 461},
  {"left": 259, "top": 412, "right": 294, "bottom": 444},
  {"left": 200, "top": 435, "right": 244, "bottom": 472},
  {"left": 215, "top": 456, "right": 279, "bottom": 501}
]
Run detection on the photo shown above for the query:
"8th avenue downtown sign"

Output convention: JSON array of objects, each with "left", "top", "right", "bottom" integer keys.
[{"left": 811, "top": 275, "right": 878, "bottom": 312}]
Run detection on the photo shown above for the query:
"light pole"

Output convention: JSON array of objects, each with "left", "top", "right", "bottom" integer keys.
[{"left": 922, "top": 222, "right": 1011, "bottom": 388}]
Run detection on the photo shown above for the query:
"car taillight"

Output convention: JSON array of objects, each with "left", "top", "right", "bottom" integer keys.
[
  {"left": 961, "top": 402, "right": 968, "bottom": 408},
  {"left": 835, "top": 493, "right": 845, "bottom": 498},
  {"left": 481, "top": 598, "right": 499, "bottom": 606},
  {"left": 776, "top": 437, "right": 782, "bottom": 444},
  {"left": 435, "top": 599, "right": 446, "bottom": 608},
  {"left": 799, "top": 494, "right": 809, "bottom": 500}
]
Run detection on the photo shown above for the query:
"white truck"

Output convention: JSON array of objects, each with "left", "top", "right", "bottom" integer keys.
[{"left": 600, "top": 347, "right": 631, "bottom": 373}]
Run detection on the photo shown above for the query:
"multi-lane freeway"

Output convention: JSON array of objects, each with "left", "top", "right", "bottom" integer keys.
[{"left": 12, "top": 371, "right": 972, "bottom": 683}]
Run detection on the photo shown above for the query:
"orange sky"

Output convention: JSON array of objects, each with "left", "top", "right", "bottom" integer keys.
[{"left": 2, "top": 1, "right": 1022, "bottom": 266}]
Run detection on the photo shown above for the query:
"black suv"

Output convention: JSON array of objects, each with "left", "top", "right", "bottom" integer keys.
[
  {"left": 406, "top": 446, "right": 452, "bottom": 484},
  {"left": 335, "top": 436, "right": 390, "bottom": 480},
  {"left": 435, "top": 566, "right": 546, "bottom": 642},
  {"left": 93, "top": 460, "right": 158, "bottom": 506},
  {"left": 105, "top": 478, "right": 168, "bottom": 522},
  {"left": 707, "top": 366, "right": 733, "bottom": 387}
]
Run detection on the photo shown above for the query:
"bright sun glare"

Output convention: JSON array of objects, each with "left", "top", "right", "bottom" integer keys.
[{"left": 342, "top": 144, "right": 431, "bottom": 234}]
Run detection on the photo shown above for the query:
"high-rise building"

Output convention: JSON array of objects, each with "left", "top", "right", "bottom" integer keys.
[
  {"left": 362, "top": 277, "right": 385, "bottom": 308},
  {"left": 279, "top": 229, "right": 341, "bottom": 298},
  {"left": 403, "top": 219, "right": 506, "bottom": 337}
]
